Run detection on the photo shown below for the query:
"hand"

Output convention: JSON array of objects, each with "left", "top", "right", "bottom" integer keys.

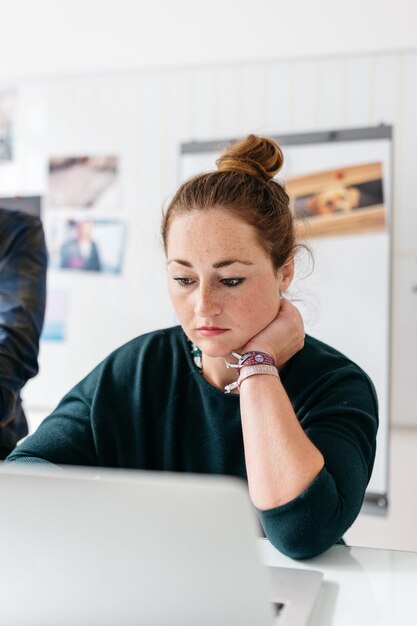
[{"left": 241, "top": 298, "right": 305, "bottom": 370}]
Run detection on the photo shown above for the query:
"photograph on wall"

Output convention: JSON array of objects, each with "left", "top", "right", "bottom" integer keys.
[
  {"left": 286, "top": 162, "right": 385, "bottom": 238},
  {"left": 41, "top": 288, "right": 69, "bottom": 342},
  {"left": 0, "top": 90, "right": 16, "bottom": 162},
  {"left": 46, "top": 155, "right": 120, "bottom": 209},
  {"left": 45, "top": 216, "right": 126, "bottom": 274}
]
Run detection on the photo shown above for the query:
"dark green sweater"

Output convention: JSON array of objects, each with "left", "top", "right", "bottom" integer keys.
[{"left": 6, "top": 326, "right": 378, "bottom": 559}]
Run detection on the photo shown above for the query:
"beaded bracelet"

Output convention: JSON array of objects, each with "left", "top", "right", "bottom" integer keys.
[
  {"left": 224, "top": 364, "right": 279, "bottom": 393},
  {"left": 239, "top": 351, "right": 275, "bottom": 367},
  {"left": 223, "top": 351, "right": 278, "bottom": 393},
  {"left": 222, "top": 350, "right": 275, "bottom": 370}
]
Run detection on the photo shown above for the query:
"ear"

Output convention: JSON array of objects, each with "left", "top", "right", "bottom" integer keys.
[{"left": 278, "top": 257, "right": 295, "bottom": 293}]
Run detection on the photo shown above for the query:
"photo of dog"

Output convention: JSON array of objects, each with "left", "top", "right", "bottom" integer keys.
[
  {"left": 307, "top": 184, "right": 360, "bottom": 216},
  {"left": 286, "top": 162, "right": 385, "bottom": 238}
]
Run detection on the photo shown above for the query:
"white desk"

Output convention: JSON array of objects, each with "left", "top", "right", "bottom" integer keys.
[{"left": 258, "top": 538, "right": 417, "bottom": 626}]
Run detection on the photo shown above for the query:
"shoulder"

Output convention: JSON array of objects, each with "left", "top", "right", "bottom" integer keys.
[
  {"left": 284, "top": 334, "right": 378, "bottom": 408},
  {"left": 304, "top": 333, "right": 354, "bottom": 360},
  {"left": 61, "top": 326, "right": 188, "bottom": 402},
  {"left": 112, "top": 325, "right": 184, "bottom": 353},
  {"left": 0, "top": 207, "right": 42, "bottom": 233},
  {"left": 290, "top": 333, "right": 367, "bottom": 374},
  {"left": 100, "top": 326, "right": 187, "bottom": 373},
  {"left": 0, "top": 208, "right": 45, "bottom": 254}
]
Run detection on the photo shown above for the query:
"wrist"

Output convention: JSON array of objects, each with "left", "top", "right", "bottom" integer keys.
[
  {"left": 242, "top": 343, "right": 278, "bottom": 365},
  {"left": 222, "top": 350, "right": 278, "bottom": 393},
  {"left": 239, "top": 351, "right": 275, "bottom": 368},
  {"left": 224, "top": 363, "right": 279, "bottom": 393}
]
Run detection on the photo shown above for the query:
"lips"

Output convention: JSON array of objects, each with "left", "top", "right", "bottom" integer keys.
[{"left": 196, "top": 327, "right": 229, "bottom": 336}]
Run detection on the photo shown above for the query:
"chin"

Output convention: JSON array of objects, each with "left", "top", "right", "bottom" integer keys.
[
  {"left": 194, "top": 334, "right": 248, "bottom": 360},
  {"left": 194, "top": 341, "right": 230, "bottom": 359}
]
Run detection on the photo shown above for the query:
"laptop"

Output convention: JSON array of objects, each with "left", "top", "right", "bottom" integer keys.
[{"left": 0, "top": 465, "right": 322, "bottom": 625}]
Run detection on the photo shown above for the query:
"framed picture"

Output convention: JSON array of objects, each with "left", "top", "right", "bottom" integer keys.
[
  {"left": 46, "top": 217, "right": 126, "bottom": 274},
  {"left": 46, "top": 156, "right": 120, "bottom": 210},
  {"left": 287, "top": 162, "right": 385, "bottom": 239}
]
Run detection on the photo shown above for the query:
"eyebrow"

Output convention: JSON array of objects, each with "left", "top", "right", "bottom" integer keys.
[{"left": 167, "top": 258, "right": 254, "bottom": 269}]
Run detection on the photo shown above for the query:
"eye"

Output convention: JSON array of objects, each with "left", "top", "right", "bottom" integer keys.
[
  {"left": 221, "top": 277, "right": 245, "bottom": 288},
  {"left": 173, "top": 277, "right": 195, "bottom": 287}
]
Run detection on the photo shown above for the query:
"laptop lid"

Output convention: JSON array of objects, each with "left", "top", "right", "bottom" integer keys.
[
  {"left": 1, "top": 466, "right": 276, "bottom": 626},
  {"left": 0, "top": 465, "right": 322, "bottom": 626}
]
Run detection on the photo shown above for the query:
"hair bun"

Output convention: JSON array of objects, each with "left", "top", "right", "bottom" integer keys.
[{"left": 216, "top": 134, "right": 284, "bottom": 180}]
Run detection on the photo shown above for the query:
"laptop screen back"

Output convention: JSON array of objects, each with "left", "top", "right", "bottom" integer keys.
[{"left": 0, "top": 466, "right": 275, "bottom": 626}]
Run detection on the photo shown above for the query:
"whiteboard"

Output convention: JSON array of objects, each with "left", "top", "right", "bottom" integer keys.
[{"left": 180, "top": 126, "right": 392, "bottom": 512}]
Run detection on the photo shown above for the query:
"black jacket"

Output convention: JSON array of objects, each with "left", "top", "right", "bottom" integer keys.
[{"left": 0, "top": 208, "right": 47, "bottom": 454}]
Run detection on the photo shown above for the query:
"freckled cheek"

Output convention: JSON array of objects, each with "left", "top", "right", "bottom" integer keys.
[
  {"left": 234, "top": 289, "right": 279, "bottom": 331},
  {"left": 230, "top": 294, "right": 258, "bottom": 326}
]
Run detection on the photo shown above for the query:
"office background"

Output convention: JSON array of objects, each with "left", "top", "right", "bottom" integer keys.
[{"left": 0, "top": 0, "right": 416, "bottom": 551}]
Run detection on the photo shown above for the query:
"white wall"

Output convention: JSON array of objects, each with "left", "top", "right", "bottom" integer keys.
[
  {"left": 6, "top": 49, "right": 415, "bottom": 430},
  {"left": 0, "top": 0, "right": 416, "bottom": 79},
  {"left": 2, "top": 1, "right": 417, "bottom": 552},
  {"left": 346, "top": 428, "right": 417, "bottom": 552}
]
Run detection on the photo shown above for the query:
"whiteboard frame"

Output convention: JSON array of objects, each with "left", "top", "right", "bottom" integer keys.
[{"left": 180, "top": 125, "right": 392, "bottom": 515}]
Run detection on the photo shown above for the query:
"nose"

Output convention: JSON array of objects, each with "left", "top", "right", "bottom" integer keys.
[{"left": 194, "top": 283, "right": 221, "bottom": 317}]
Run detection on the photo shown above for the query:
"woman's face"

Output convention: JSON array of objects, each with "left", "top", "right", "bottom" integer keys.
[{"left": 166, "top": 209, "right": 293, "bottom": 358}]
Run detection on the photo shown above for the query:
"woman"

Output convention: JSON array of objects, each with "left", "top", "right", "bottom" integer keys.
[{"left": 6, "top": 135, "right": 378, "bottom": 559}]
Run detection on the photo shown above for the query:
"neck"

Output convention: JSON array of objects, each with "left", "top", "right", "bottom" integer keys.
[{"left": 201, "top": 353, "right": 239, "bottom": 392}]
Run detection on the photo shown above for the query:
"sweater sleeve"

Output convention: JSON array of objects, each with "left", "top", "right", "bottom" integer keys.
[
  {"left": 5, "top": 363, "right": 101, "bottom": 466},
  {"left": 257, "top": 366, "right": 378, "bottom": 559},
  {"left": 0, "top": 213, "right": 47, "bottom": 426},
  {"left": 4, "top": 334, "right": 149, "bottom": 468}
]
